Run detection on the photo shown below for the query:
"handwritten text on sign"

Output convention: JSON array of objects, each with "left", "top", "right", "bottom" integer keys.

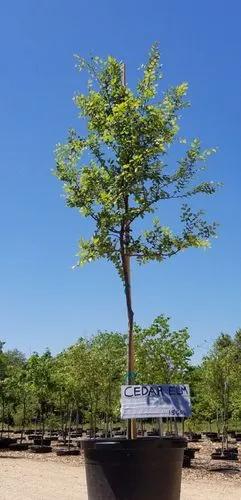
[{"left": 121, "top": 384, "right": 191, "bottom": 419}]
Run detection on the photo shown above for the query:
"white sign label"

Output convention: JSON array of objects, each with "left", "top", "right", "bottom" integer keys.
[{"left": 121, "top": 384, "right": 191, "bottom": 419}]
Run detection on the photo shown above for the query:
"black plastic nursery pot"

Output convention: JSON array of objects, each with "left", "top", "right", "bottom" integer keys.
[
  {"left": 56, "top": 448, "right": 80, "bottom": 456},
  {"left": 0, "top": 438, "right": 17, "bottom": 449},
  {"left": 82, "top": 437, "right": 186, "bottom": 500},
  {"left": 9, "top": 443, "right": 29, "bottom": 451}
]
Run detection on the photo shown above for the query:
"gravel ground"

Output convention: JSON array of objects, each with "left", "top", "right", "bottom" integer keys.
[
  {"left": 0, "top": 440, "right": 241, "bottom": 499},
  {"left": 181, "top": 480, "right": 241, "bottom": 499},
  {"left": 0, "top": 455, "right": 86, "bottom": 499}
]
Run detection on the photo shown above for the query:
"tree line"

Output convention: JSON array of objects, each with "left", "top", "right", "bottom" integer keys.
[{"left": 0, "top": 318, "right": 240, "bottom": 435}]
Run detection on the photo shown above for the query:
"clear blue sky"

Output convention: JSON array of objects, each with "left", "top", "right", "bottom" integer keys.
[{"left": 1, "top": 0, "right": 240, "bottom": 361}]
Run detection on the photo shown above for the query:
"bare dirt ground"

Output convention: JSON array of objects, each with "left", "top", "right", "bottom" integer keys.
[{"left": 1, "top": 440, "right": 241, "bottom": 499}]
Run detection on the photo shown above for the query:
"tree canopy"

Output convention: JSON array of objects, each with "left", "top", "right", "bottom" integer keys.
[{"left": 55, "top": 44, "right": 218, "bottom": 276}]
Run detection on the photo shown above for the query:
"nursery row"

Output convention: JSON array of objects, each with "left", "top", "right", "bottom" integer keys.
[{"left": 0, "top": 318, "right": 240, "bottom": 436}]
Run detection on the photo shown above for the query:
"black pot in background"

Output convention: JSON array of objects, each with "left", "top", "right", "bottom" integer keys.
[
  {"left": 0, "top": 438, "right": 17, "bottom": 449},
  {"left": 82, "top": 437, "right": 186, "bottom": 500},
  {"left": 33, "top": 438, "right": 51, "bottom": 446},
  {"left": 9, "top": 442, "right": 29, "bottom": 451}
]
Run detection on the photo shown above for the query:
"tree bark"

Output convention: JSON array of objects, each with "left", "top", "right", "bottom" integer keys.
[
  {"left": 7, "top": 414, "right": 10, "bottom": 438},
  {"left": 159, "top": 418, "right": 163, "bottom": 437},
  {"left": 68, "top": 406, "right": 72, "bottom": 450},
  {"left": 120, "top": 61, "right": 136, "bottom": 439},
  {"left": 41, "top": 403, "right": 45, "bottom": 446},
  {"left": 60, "top": 393, "right": 64, "bottom": 436},
  {"left": 120, "top": 198, "right": 136, "bottom": 440},
  {"left": 1, "top": 397, "right": 5, "bottom": 438},
  {"left": 75, "top": 407, "right": 79, "bottom": 434},
  {"left": 21, "top": 396, "right": 26, "bottom": 444}
]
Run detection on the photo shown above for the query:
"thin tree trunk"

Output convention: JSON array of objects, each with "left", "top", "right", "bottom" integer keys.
[
  {"left": 120, "top": 206, "right": 136, "bottom": 440},
  {"left": 159, "top": 418, "right": 163, "bottom": 437},
  {"left": 141, "top": 420, "right": 144, "bottom": 437},
  {"left": 174, "top": 417, "right": 178, "bottom": 436},
  {"left": 93, "top": 413, "right": 97, "bottom": 438},
  {"left": 75, "top": 407, "right": 79, "bottom": 433},
  {"left": 120, "top": 65, "right": 135, "bottom": 439},
  {"left": 41, "top": 404, "right": 45, "bottom": 446},
  {"left": 21, "top": 397, "right": 26, "bottom": 444},
  {"left": 64, "top": 405, "right": 68, "bottom": 445},
  {"left": 1, "top": 398, "right": 5, "bottom": 438},
  {"left": 107, "top": 382, "right": 112, "bottom": 438},
  {"left": 68, "top": 407, "right": 72, "bottom": 451},
  {"left": 60, "top": 394, "right": 64, "bottom": 436},
  {"left": 105, "top": 411, "right": 109, "bottom": 438},
  {"left": 216, "top": 409, "right": 220, "bottom": 434},
  {"left": 89, "top": 401, "right": 93, "bottom": 438},
  {"left": 223, "top": 381, "right": 229, "bottom": 450},
  {"left": 93, "top": 391, "right": 99, "bottom": 438}
]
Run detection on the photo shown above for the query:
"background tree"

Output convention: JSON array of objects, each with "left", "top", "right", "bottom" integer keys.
[
  {"left": 54, "top": 339, "right": 90, "bottom": 442},
  {"left": 2, "top": 327, "right": 241, "bottom": 436},
  {"left": 11, "top": 364, "right": 33, "bottom": 441},
  {"left": 55, "top": 44, "right": 218, "bottom": 437},
  {"left": 0, "top": 343, "right": 7, "bottom": 436},
  {"left": 90, "top": 331, "right": 126, "bottom": 435},
  {"left": 135, "top": 315, "right": 192, "bottom": 385},
  {"left": 27, "top": 350, "right": 56, "bottom": 442},
  {"left": 226, "top": 329, "right": 241, "bottom": 426},
  {"left": 197, "top": 334, "right": 236, "bottom": 440}
]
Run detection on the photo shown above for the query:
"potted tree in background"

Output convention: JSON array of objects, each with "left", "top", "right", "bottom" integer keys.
[
  {"left": 199, "top": 334, "right": 237, "bottom": 460},
  {"left": 55, "top": 44, "right": 218, "bottom": 500},
  {"left": 27, "top": 351, "right": 55, "bottom": 453}
]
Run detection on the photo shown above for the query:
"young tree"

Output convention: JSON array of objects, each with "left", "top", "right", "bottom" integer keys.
[
  {"left": 135, "top": 315, "right": 192, "bottom": 384},
  {"left": 90, "top": 331, "right": 126, "bottom": 435},
  {"left": 54, "top": 340, "right": 90, "bottom": 442},
  {"left": 0, "top": 344, "right": 7, "bottom": 436},
  {"left": 27, "top": 350, "right": 56, "bottom": 441},
  {"left": 55, "top": 45, "right": 218, "bottom": 438},
  {"left": 198, "top": 334, "right": 235, "bottom": 441},
  {"left": 0, "top": 344, "right": 27, "bottom": 437},
  {"left": 11, "top": 364, "right": 33, "bottom": 441}
]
